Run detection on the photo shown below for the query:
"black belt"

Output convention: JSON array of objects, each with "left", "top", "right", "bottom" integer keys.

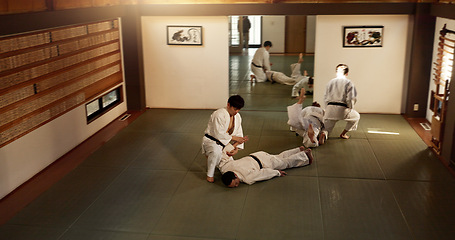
[
  {"left": 270, "top": 72, "right": 275, "bottom": 83},
  {"left": 249, "top": 155, "right": 263, "bottom": 169},
  {"left": 328, "top": 102, "right": 348, "bottom": 108},
  {"left": 204, "top": 134, "right": 225, "bottom": 148},
  {"left": 310, "top": 115, "right": 324, "bottom": 128},
  {"left": 252, "top": 62, "right": 262, "bottom": 68}
]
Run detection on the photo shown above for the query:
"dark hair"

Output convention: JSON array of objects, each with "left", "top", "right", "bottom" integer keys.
[
  {"left": 263, "top": 41, "right": 272, "bottom": 47},
  {"left": 336, "top": 64, "right": 349, "bottom": 75},
  {"left": 221, "top": 171, "right": 236, "bottom": 186},
  {"left": 312, "top": 101, "right": 321, "bottom": 107},
  {"left": 308, "top": 77, "right": 314, "bottom": 85},
  {"left": 228, "top": 95, "right": 244, "bottom": 109}
]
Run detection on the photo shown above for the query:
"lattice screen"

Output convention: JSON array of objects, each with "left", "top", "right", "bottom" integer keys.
[
  {"left": 0, "top": 19, "right": 124, "bottom": 147},
  {"left": 430, "top": 24, "right": 454, "bottom": 154}
]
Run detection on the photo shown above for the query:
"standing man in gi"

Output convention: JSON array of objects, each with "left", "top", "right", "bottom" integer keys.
[
  {"left": 323, "top": 64, "right": 360, "bottom": 139},
  {"left": 250, "top": 41, "right": 273, "bottom": 82},
  {"left": 219, "top": 143, "right": 313, "bottom": 187},
  {"left": 202, "top": 95, "right": 249, "bottom": 183}
]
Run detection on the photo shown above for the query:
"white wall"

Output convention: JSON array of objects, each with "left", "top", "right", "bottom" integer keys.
[
  {"left": 262, "top": 16, "right": 285, "bottom": 53},
  {"left": 314, "top": 15, "right": 411, "bottom": 114},
  {"left": 0, "top": 85, "right": 127, "bottom": 199},
  {"left": 426, "top": 17, "right": 455, "bottom": 121},
  {"left": 142, "top": 16, "right": 229, "bottom": 109},
  {"left": 306, "top": 15, "right": 316, "bottom": 54}
]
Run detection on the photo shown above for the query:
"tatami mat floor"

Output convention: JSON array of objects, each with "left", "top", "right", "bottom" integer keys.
[{"left": 1, "top": 50, "right": 455, "bottom": 240}]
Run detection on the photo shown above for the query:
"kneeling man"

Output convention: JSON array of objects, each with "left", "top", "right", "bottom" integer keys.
[{"left": 220, "top": 144, "right": 313, "bottom": 187}]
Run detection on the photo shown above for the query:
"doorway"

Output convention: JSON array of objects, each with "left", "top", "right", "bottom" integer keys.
[{"left": 229, "top": 16, "right": 262, "bottom": 50}]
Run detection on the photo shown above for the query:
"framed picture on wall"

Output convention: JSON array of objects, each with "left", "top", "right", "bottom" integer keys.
[
  {"left": 167, "top": 26, "right": 203, "bottom": 45},
  {"left": 343, "top": 26, "right": 383, "bottom": 47}
]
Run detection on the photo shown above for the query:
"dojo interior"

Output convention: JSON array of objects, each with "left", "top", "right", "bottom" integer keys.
[{"left": 1, "top": 1, "right": 455, "bottom": 239}]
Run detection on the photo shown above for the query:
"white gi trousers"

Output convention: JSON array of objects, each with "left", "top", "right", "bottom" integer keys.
[
  {"left": 266, "top": 71, "right": 298, "bottom": 85},
  {"left": 202, "top": 140, "right": 223, "bottom": 178},
  {"left": 323, "top": 105, "right": 360, "bottom": 133},
  {"left": 253, "top": 147, "right": 310, "bottom": 170}
]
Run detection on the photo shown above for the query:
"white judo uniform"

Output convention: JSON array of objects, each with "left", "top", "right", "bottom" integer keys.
[
  {"left": 251, "top": 47, "right": 271, "bottom": 82},
  {"left": 264, "top": 62, "right": 313, "bottom": 97},
  {"left": 219, "top": 144, "right": 310, "bottom": 185},
  {"left": 287, "top": 103, "right": 327, "bottom": 148},
  {"left": 202, "top": 108, "right": 244, "bottom": 178},
  {"left": 323, "top": 75, "right": 360, "bottom": 133}
]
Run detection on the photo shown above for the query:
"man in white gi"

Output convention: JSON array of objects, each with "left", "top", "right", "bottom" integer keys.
[
  {"left": 323, "top": 64, "right": 360, "bottom": 139},
  {"left": 219, "top": 143, "right": 313, "bottom": 187},
  {"left": 202, "top": 95, "right": 249, "bottom": 183},
  {"left": 250, "top": 41, "right": 273, "bottom": 82},
  {"left": 287, "top": 88, "right": 327, "bottom": 147}
]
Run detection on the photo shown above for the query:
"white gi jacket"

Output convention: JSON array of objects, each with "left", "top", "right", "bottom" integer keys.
[
  {"left": 219, "top": 144, "right": 310, "bottom": 185},
  {"left": 202, "top": 108, "right": 244, "bottom": 177},
  {"left": 251, "top": 47, "right": 271, "bottom": 82},
  {"left": 323, "top": 75, "right": 357, "bottom": 109}
]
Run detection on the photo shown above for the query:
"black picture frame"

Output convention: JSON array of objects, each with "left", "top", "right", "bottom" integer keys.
[
  {"left": 343, "top": 26, "right": 383, "bottom": 47},
  {"left": 167, "top": 26, "right": 203, "bottom": 45}
]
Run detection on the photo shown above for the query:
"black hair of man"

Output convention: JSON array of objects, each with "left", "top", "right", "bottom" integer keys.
[
  {"left": 312, "top": 101, "right": 321, "bottom": 108},
  {"left": 228, "top": 95, "right": 245, "bottom": 109},
  {"left": 336, "top": 64, "right": 349, "bottom": 75},
  {"left": 221, "top": 171, "right": 236, "bottom": 186},
  {"left": 263, "top": 41, "right": 272, "bottom": 47}
]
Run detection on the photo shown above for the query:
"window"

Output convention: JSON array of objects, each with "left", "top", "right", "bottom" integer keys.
[
  {"left": 229, "top": 16, "right": 262, "bottom": 47},
  {"left": 86, "top": 87, "right": 122, "bottom": 123}
]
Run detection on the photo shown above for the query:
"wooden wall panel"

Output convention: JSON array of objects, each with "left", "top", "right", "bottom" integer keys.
[
  {"left": 285, "top": 15, "right": 306, "bottom": 53},
  {"left": 7, "top": 0, "right": 47, "bottom": 13},
  {"left": 54, "top": 0, "right": 93, "bottom": 10},
  {"left": 93, "top": 0, "right": 120, "bottom": 7},
  {"left": 0, "top": 0, "right": 7, "bottom": 13},
  {"left": 0, "top": 19, "right": 124, "bottom": 147}
]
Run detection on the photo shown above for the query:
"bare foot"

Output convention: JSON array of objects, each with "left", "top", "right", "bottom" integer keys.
[
  {"left": 319, "top": 131, "right": 326, "bottom": 145},
  {"left": 298, "top": 53, "right": 304, "bottom": 63},
  {"left": 207, "top": 176, "right": 214, "bottom": 183},
  {"left": 250, "top": 74, "right": 256, "bottom": 82},
  {"left": 304, "top": 148, "right": 314, "bottom": 165},
  {"left": 340, "top": 129, "right": 349, "bottom": 139},
  {"left": 340, "top": 133, "right": 350, "bottom": 139}
]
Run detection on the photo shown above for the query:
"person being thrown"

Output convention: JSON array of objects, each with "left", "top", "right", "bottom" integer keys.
[
  {"left": 263, "top": 53, "right": 315, "bottom": 98},
  {"left": 287, "top": 88, "right": 327, "bottom": 147},
  {"left": 219, "top": 142, "right": 314, "bottom": 187}
]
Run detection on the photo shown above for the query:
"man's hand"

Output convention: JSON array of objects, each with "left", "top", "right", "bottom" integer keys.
[
  {"left": 279, "top": 170, "right": 287, "bottom": 177},
  {"left": 232, "top": 135, "right": 249, "bottom": 144},
  {"left": 227, "top": 147, "right": 239, "bottom": 156}
]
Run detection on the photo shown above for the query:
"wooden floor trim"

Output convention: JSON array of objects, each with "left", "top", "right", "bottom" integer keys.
[{"left": 403, "top": 114, "right": 455, "bottom": 177}]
